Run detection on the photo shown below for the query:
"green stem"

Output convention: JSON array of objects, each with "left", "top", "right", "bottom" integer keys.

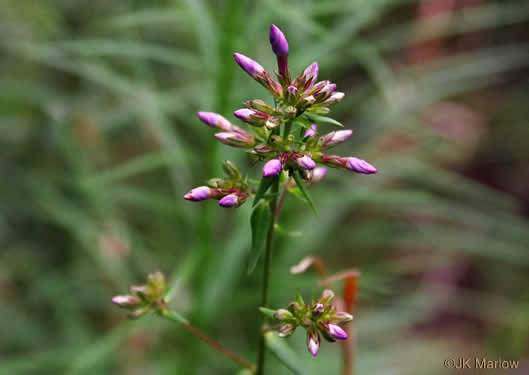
[
  {"left": 161, "top": 310, "right": 256, "bottom": 372},
  {"left": 256, "top": 177, "right": 280, "bottom": 375}
]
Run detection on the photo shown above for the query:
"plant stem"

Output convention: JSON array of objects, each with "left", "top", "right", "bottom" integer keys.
[
  {"left": 161, "top": 310, "right": 255, "bottom": 372},
  {"left": 256, "top": 176, "right": 280, "bottom": 375}
]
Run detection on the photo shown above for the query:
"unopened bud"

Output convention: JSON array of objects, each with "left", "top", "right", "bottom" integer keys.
[
  {"left": 233, "top": 53, "right": 264, "bottom": 78},
  {"left": 273, "top": 308, "right": 294, "bottom": 321},
  {"left": 319, "top": 289, "right": 335, "bottom": 305},
  {"left": 332, "top": 312, "right": 354, "bottom": 324},
  {"left": 184, "top": 186, "right": 212, "bottom": 201},
  {"left": 263, "top": 159, "right": 282, "bottom": 177},
  {"left": 320, "top": 129, "right": 353, "bottom": 150},
  {"left": 197, "top": 112, "right": 235, "bottom": 132},
  {"left": 219, "top": 194, "right": 239, "bottom": 208},
  {"left": 279, "top": 323, "right": 296, "bottom": 337},
  {"left": 297, "top": 155, "right": 316, "bottom": 170},
  {"left": 346, "top": 157, "right": 377, "bottom": 174},
  {"left": 215, "top": 132, "right": 255, "bottom": 148},
  {"left": 307, "top": 328, "right": 321, "bottom": 357},
  {"left": 244, "top": 100, "right": 275, "bottom": 114},
  {"left": 308, "top": 167, "right": 327, "bottom": 184},
  {"left": 112, "top": 295, "right": 139, "bottom": 309},
  {"left": 234, "top": 108, "right": 268, "bottom": 127},
  {"left": 222, "top": 160, "right": 242, "bottom": 180}
]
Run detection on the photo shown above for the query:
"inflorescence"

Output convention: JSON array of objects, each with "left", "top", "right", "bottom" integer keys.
[
  {"left": 184, "top": 24, "right": 377, "bottom": 209},
  {"left": 269, "top": 289, "right": 353, "bottom": 357}
]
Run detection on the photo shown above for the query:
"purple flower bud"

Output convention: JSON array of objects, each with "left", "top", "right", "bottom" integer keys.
[
  {"left": 286, "top": 85, "right": 298, "bottom": 104},
  {"left": 297, "top": 155, "right": 316, "bottom": 170},
  {"left": 279, "top": 323, "right": 296, "bottom": 338},
  {"left": 319, "top": 289, "right": 335, "bottom": 305},
  {"left": 309, "top": 167, "right": 327, "bottom": 184},
  {"left": 320, "top": 129, "right": 353, "bottom": 149},
  {"left": 234, "top": 108, "right": 268, "bottom": 127},
  {"left": 346, "top": 157, "right": 377, "bottom": 174},
  {"left": 273, "top": 308, "right": 294, "bottom": 321},
  {"left": 295, "top": 62, "right": 319, "bottom": 91},
  {"left": 304, "top": 124, "right": 317, "bottom": 138},
  {"left": 233, "top": 53, "right": 264, "bottom": 78},
  {"left": 253, "top": 144, "right": 274, "bottom": 156},
  {"left": 322, "top": 91, "right": 345, "bottom": 106},
  {"left": 307, "top": 329, "right": 321, "bottom": 357},
  {"left": 184, "top": 186, "right": 211, "bottom": 201},
  {"left": 327, "top": 323, "right": 348, "bottom": 340},
  {"left": 270, "top": 24, "right": 289, "bottom": 57},
  {"left": 313, "top": 303, "right": 325, "bottom": 313},
  {"left": 314, "top": 82, "right": 337, "bottom": 102},
  {"left": 219, "top": 194, "right": 239, "bottom": 208},
  {"left": 214, "top": 132, "right": 255, "bottom": 148},
  {"left": 197, "top": 112, "right": 234, "bottom": 132},
  {"left": 333, "top": 312, "right": 354, "bottom": 323},
  {"left": 263, "top": 159, "right": 282, "bottom": 177},
  {"left": 112, "top": 295, "right": 139, "bottom": 308}
]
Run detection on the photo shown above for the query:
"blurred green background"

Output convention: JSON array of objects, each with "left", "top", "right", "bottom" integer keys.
[{"left": 1, "top": 0, "right": 529, "bottom": 374}]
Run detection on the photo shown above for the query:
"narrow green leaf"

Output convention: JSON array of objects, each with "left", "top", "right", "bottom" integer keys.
[
  {"left": 265, "top": 332, "right": 313, "bottom": 375},
  {"left": 253, "top": 176, "right": 277, "bottom": 207},
  {"left": 248, "top": 202, "right": 272, "bottom": 274},
  {"left": 292, "top": 171, "right": 318, "bottom": 215},
  {"left": 303, "top": 112, "right": 344, "bottom": 127},
  {"left": 160, "top": 310, "right": 189, "bottom": 325},
  {"left": 259, "top": 307, "right": 276, "bottom": 319},
  {"left": 295, "top": 291, "right": 305, "bottom": 306}
]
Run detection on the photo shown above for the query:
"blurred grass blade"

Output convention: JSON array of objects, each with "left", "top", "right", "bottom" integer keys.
[{"left": 259, "top": 307, "right": 276, "bottom": 319}]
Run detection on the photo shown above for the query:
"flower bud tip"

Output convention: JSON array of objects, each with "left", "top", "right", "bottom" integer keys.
[
  {"left": 263, "top": 159, "right": 282, "bottom": 177},
  {"left": 184, "top": 186, "right": 211, "bottom": 201},
  {"left": 270, "top": 24, "right": 289, "bottom": 57}
]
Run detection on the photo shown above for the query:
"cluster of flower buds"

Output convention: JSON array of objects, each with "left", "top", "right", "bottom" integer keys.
[
  {"left": 111, "top": 271, "right": 167, "bottom": 319},
  {"left": 269, "top": 289, "right": 353, "bottom": 357},
  {"left": 185, "top": 24, "right": 377, "bottom": 209},
  {"left": 184, "top": 160, "right": 250, "bottom": 208}
]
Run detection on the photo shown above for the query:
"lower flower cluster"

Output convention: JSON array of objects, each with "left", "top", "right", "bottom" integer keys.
[{"left": 269, "top": 289, "right": 353, "bottom": 357}]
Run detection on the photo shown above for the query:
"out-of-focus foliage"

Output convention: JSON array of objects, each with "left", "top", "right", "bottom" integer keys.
[{"left": 1, "top": 0, "right": 529, "bottom": 374}]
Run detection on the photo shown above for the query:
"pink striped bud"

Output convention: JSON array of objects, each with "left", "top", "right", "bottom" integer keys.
[
  {"left": 286, "top": 85, "right": 298, "bottom": 104},
  {"left": 295, "top": 62, "right": 319, "bottom": 91},
  {"left": 332, "top": 312, "right": 354, "bottom": 324},
  {"left": 321, "top": 91, "right": 345, "bottom": 106},
  {"left": 112, "top": 295, "right": 139, "bottom": 308},
  {"left": 234, "top": 108, "right": 268, "bottom": 127},
  {"left": 184, "top": 186, "right": 211, "bottom": 201},
  {"left": 279, "top": 323, "right": 296, "bottom": 337},
  {"left": 326, "top": 322, "right": 348, "bottom": 340},
  {"left": 318, "top": 289, "right": 335, "bottom": 305},
  {"left": 263, "top": 159, "right": 282, "bottom": 177},
  {"left": 244, "top": 100, "right": 275, "bottom": 114},
  {"left": 346, "top": 157, "right": 377, "bottom": 174},
  {"left": 320, "top": 129, "right": 353, "bottom": 150},
  {"left": 214, "top": 132, "right": 255, "bottom": 148},
  {"left": 307, "top": 329, "right": 321, "bottom": 357},
  {"left": 297, "top": 155, "right": 316, "bottom": 170},
  {"left": 273, "top": 308, "right": 294, "bottom": 321}
]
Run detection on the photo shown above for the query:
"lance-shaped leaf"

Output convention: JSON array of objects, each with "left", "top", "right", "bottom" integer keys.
[
  {"left": 259, "top": 307, "right": 276, "bottom": 319},
  {"left": 253, "top": 175, "right": 277, "bottom": 207},
  {"left": 248, "top": 201, "right": 272, "bottom": 274},
  {"left": 304, "top": 112, "right": 344, "bottom": 127},
  {"left": 292, "top": 171, "right": 318, "bottom": 215},
  {"left": 265, "top": 332, "right": 313, "bottom": 375}
]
